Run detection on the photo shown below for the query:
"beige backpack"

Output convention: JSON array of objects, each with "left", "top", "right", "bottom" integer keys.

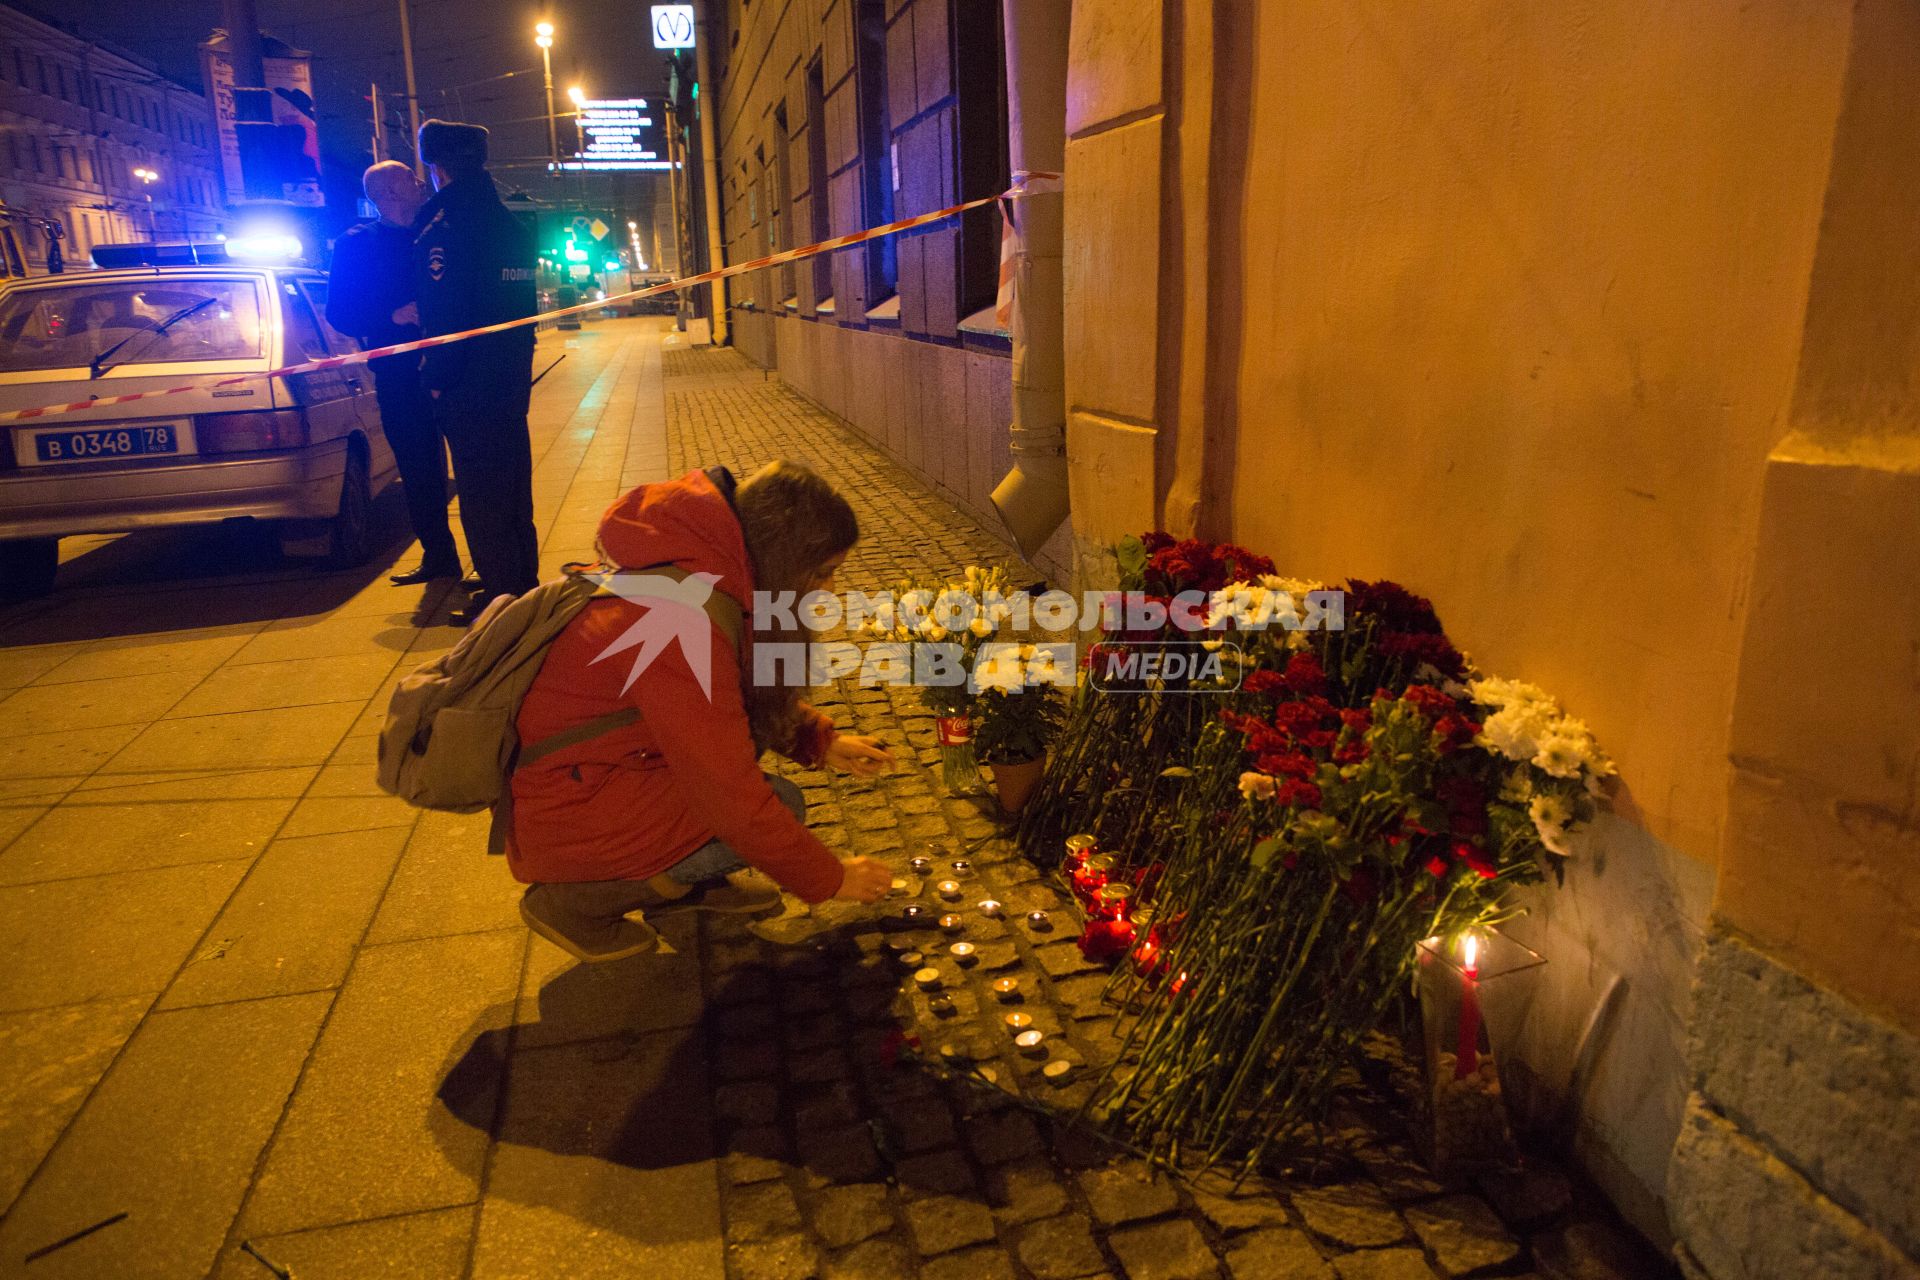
[{"left": 375, "top": 564, "right": 743, "bottom": 852}]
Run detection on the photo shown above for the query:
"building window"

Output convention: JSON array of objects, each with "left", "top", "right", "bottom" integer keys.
[
  {"left": 35, "top": 56, "right": 48, "bottom": 96},
  {"left": 803, "top": 60, "right": 831, "bottom": 307},
  {"left": 853, "top": 0, "right": 895, "bottom": 303}
]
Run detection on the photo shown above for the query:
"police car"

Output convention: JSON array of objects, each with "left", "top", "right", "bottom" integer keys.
[{"left": 0, "top": 237, "right": 399, "bottom": 598}]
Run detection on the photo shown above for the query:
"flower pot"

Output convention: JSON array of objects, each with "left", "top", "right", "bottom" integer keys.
[{"left": 990, "top": 753, "right": 1048, "bottom": 816}]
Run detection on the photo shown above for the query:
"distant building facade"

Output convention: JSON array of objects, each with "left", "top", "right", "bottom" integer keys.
[
  {"left": 713, "top": 0, "right": 1040, "bottom": 562},
  {"left": 0, "top": 2, "right": 226, "bottom": 270}
]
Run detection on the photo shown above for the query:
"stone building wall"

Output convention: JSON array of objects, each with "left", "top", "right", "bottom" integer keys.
[{"left": 711, "top": 0, "right": 1069, "bottom": 579}]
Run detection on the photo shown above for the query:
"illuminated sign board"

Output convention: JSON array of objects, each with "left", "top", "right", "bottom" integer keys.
[
  {"left": 651, "top": 5, "right": 696, "bottom": 50},
  {"left": 552, "top": 99, "right": 675, "bottom": 172}
]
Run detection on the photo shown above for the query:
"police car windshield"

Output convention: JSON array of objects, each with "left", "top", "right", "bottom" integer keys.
[{"left": 0, "top": 279, "right": 264, "bottom": 373}]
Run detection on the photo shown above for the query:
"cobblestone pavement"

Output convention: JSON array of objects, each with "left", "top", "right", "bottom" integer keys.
[
  {"left": 0, "top": 319, "right": 1666, "bottom": 1279},
  {"left": 662, "top": 345, "right": 1670, "bottom": 1280}
]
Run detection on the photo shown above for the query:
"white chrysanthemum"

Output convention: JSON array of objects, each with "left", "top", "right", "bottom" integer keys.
[
  {"left": 1529, "top": 793, "right": 1575, "bottom": 856},
  {"left": 1533, "top": 733, "right": 1588, "bottom": 779},
  {"left": 973, "top": 650, "right": 1025, "bottom": 692}
]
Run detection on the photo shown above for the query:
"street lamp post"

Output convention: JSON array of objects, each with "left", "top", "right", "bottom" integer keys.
[
  {"left": 133, "top": 166, "right": 159, "bottom": 239},
  {"left": 567, "top": 85, "right": 587, "bottom": 208},
  {"left": 535, "top": 22, "right": 558, "bottom": 181}
]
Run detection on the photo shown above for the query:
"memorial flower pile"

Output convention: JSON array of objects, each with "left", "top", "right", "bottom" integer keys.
[{"left": 1016, "top": 533, "right": 1614, "bottom": 1176}]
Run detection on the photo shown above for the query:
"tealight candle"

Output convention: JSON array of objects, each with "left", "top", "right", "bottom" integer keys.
[
  {"left": 914, "top": 967, "right": 942, "bottom": 991},
  {"left": 890, "top": 877, "right": 910, "bottom": 895},
  {"left": 1015, "top": 1028, "right": 1046, "bottom": 1055},
  {"left": 1026, "top": 910, "right": 1052, "bottom": 931},
  {"left": 1004, "top": 1011, "right": 1033, "bottom": 1032},
  {"left": 991, "top": 976, "right": 1021, "bottom": 1002},
  {"left": 898, "top": 950, "right": 925, "bottom": 968},
  {"left": 1042, "top": 1059, "right": 1074, "bottom": 1082},
  {"left": 929, "top": 994, "right": 956, "bottom": 1017},
  {"left": 939, "top": 913, "right": 964, "bottom": 933},
  {"left": 949, "top": 858, "right": 973, "bottom": 877},
  {"left": 950, "top": 942, "right": 977, "bottom": 965},
  {"left": 901, "top": 904, "right": 931, "bottom": 922},
  {"left": 935, "top": 880, "right": 963, "bottom": 901},
  {"left": 909, "top": 855, "right": 934, "bottom": 876},
  {"left": 977, "top": 898, "right": 1004, "bottom": 918}
]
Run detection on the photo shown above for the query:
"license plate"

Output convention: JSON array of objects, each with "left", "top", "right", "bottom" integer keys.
[{"left": 25, "top": 421, "right": 188, "bottom": 465}]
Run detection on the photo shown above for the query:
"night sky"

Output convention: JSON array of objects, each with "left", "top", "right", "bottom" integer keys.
[{"left": 23, "top": 0, "right": 675, "bottom": 210}]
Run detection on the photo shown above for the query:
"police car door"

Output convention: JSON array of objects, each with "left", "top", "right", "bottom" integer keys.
[
  {"left": 275, "top": 278, "right": 361, "bottom": 452},
  {"left": 296, "top": 277, "right": 394, "bottom": 479}
]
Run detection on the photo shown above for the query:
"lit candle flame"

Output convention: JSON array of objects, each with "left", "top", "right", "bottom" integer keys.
[{"left": 1461, "top": 933, "right": 1479, "bottom": 971}]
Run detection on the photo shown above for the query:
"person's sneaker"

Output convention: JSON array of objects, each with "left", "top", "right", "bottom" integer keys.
[
  {"left": 640, "top": 870, "right": 783, "bottom": 919},
  {"left": 519, "top": 885, "right": 659, "bottom": 962}
]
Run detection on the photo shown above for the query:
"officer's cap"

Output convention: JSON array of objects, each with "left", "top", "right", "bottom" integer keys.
[{"left": 418, "top": 119, "right": 490, "bottom": 170}]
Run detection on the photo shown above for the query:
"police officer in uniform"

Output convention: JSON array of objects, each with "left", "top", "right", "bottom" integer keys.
[
  {"left": 413, "top": 119, "right": 540, "bottom": 603},
  {"left": 327, "top": 160, "right": 463, "bottom": 584}
]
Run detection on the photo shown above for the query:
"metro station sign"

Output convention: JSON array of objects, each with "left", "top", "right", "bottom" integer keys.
[{"left": 651, "top": 5, "right": 696, "bottom": 50}]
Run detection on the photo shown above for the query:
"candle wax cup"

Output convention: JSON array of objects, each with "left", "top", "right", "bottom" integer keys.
[
  {"left": 936, "top": 880, "right": 963, "bottom": 901},
  {"left": 1026, "top": 911, "right": 1052, "bottom": 930},
  {"left": 929, "top": 995, "right": 956, "bottom": 1017},
  {"left": 913, "top": 967, "right": 942, "bottom": 990},
  {"left": 977, "top": 899, "right": 1003, "bottom": 918},
  {"left": 939, "top": 914, "right": 964, "bottom": 932},
  {"left": 949, "top": 943, "right": 977, "bottom": 964},
  {"left": 1004, "top": 1011, "right": 1033, "bottom": 1031},
  {"left": 1015, "top": 1029, "right": 1045, "bottom": 1053},
  {"left": 949, "top": 859, "right": 973, "bottom": 877},
  {"left": 991, "top": 977, "right": 1020, "bottom": 1000},
  {"left": 908, "top": 857, "right": 933, "bottom": 875},
  {"left": 898, "top": 951, "right": 925, "bottom": 967},
  {"left": 1042, "top": 1059, "right": 1074, "bottom": 1081}
]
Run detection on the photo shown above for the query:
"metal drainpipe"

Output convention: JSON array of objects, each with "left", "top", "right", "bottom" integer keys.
[
  {"left": 694, "top": 0, "right": 729, "bottom": 346},
  {"left": 988, "top": 0, "right": 1071, "bottom": 561}
]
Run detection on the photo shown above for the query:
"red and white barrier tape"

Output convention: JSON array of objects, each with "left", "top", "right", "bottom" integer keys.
[{"left": 0, "top": 173, "right": 1063, "bottom": 425}]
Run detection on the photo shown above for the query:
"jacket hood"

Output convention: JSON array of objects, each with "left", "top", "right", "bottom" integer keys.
[{"left": 596, "top": 469, "right": 754, "bottom": 608}]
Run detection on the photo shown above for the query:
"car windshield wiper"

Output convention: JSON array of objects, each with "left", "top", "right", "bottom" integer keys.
[{"left": 88, "top": 296, "right": 219, "bottom": 380}]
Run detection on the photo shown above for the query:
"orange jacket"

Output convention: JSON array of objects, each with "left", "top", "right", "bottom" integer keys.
[{"left": 507, "top": 469, "right": 846, "bottom": 902}]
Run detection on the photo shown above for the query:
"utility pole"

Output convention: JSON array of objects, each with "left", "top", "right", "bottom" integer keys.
[
  {"left": 692, "top": 0, "right": 727, "bottom": 344},
  {"left": 222, "top": 0, "right": 274, "bottom": 201},
  {"left": 397, "top": 0, "right": 423, "bottom": 174},
  {"left": 370, "top": 82, "right": 387, "bottom": 161}
]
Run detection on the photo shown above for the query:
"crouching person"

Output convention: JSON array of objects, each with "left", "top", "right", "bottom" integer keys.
[{"left": 509, "top": 461, "right": 897, "bottom": 960}]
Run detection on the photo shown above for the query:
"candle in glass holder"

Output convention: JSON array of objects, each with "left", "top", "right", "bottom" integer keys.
[
  {"left": 1026, "top": 910, "right": 1052, "bottom": 931},
  {"left": 939, "top": 913, "right": 965, "bottom": 933},
  {"left": 1455, "top": 934, "right": 1482, "bottom": 1079},
  {"left": 1063, "top": 833, "right": 1097, "bottom": 872},
  {"left": 950, "top": 942, "right": 977, "bottom": 965},
  {"left": 1014, "top": 1028, "right": 1046, "bottom": 1055},
  {"left": 1004, "top": 1011, "right": 1033, "bottom": 1032},
  {"left": 977, "top": 898, "right": 1004, "bottom": 918},
  {"left": 1094, "top": 883, "right": 1134, "bottom": 921},
  {"left": 909, "top": 855, "right": 934, "bottom": 876},
  {"left": 991, "top": 976, "right": 1021, "bottom": 1002},
  {"left": 936, "top": 880, "right": 963, "bottom": 902},
  {"left": 1072, "top": 854, "right": 1115, "bottom": 903},
  {"left": 914, "top": 967, "right": 942, "bottom": 991}
]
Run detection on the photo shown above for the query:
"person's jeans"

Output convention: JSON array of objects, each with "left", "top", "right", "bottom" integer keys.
[
  {"left": 371, "top": 357, "right": 458, "bottom": 569},
  {"left": 663, "top": 774, "right": 805, "bottom": 885}
]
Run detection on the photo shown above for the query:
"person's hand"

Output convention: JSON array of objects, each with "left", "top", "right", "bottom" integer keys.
[
  {"left": 391, "top": 302, "right": 419, "bottom": 325},
  {"left": 833, "top": 856, "right": 892, "bottom": 904},
  {"left": 826, "top": 734, "right": 895, "bottom": 778}
]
